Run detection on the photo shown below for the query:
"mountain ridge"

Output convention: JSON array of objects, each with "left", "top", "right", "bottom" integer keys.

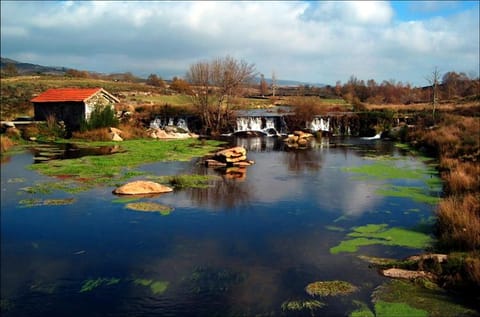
[{"left": 1, "top": 57, "right": 327, "bottom": 87}]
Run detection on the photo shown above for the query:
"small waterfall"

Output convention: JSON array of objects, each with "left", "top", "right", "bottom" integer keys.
[
  {"left": 307, "top": 117, "right": 330, "bottom": 132},
  {"left": 150, "top": 117, "right": 189, "bottom": 131},
  {"left": 176, "top": 118, "right": 189, "bottom": 131},
  {"left": 265, "top": 118, "right": 275, "bottom": 129},
  {"left": 234, "top": 116, "right": 285, "bottom": 136}
]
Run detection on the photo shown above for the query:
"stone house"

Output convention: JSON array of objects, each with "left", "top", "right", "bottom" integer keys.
[{"left": 31, "top": 87, "right": 119, "bottom": 132}]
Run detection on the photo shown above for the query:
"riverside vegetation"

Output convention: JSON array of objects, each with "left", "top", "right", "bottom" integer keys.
[{"left": 1, "top": 73, "right": 479, "bottom": 310}]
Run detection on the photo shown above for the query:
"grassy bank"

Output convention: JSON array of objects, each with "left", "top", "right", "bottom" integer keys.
[
  {"left": 360, "top": 101, "right": 479, "bottom": 289},
  {"left": 25, "top": 138, "right": 224, "bottom": 193}
]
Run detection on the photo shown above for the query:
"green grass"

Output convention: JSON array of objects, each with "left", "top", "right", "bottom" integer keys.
[
  {"left": 132, "top": 94, "right": 193, "bottom": 106},
  {"left": 372, "top": 279, "right": 477, "bottom": 317},
  {"left": 28, "top": 139, "right": 224, "bottom": 192}
]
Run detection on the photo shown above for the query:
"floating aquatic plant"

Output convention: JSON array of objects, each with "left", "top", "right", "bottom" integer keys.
[
  {"left": 374, "top": 300, "right": 428, "bottom": 317},
  {"left": 305, "top": 280, "right": 358, "bottom": 297},
  {"left": 348, "top": 301, "right": 375, "bottom": 317},
  {"left": 8, "top": 178, "right": 25, "bottom": 183},
  {"left": 125, "top": 202, "right": 173, "bottom": 215},
  {"left": 330, "top": 224, "right": 433, "bottom": 254},
  {"left": 133, "top": 279, "right": 169, "bottom": 295},
  {"left": 19, "top": 198, "right": 76, "bottom": 207},
  {"left": 148, "top": 174, "right": 218, "bottom": 189},
  {"left": 372, "top": 279, "right": 476, "bottom": 317},
  {"left": 79, "top": 278, "right": 120, "bottom": 293},
  {"left": 281, "top": 299, "right": 325, "bottom": 312},
  {"left": 183, "top": 266, "right": 246, "bottom": 294},
  {"left": 376, "top": 185, "right": 441, "bottom": 205}
]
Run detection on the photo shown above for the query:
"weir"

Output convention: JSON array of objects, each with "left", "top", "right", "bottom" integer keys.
[
  {"left": 233, "top": 111, "right": 357, "bottom": 136},
  {"left": 234, "top": 116, "right": 288, "bottom": 136},
  {"left": 150, "top": 117, "right": 190, "bottom": 131}
]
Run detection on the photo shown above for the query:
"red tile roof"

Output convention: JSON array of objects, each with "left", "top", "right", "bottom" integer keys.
[{"left": 31, "top": 88, "right": 103, "bottom": 103}]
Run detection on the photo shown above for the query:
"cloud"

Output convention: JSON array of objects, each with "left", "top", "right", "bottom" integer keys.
[{"left": 1, "top": 1, "right": 478, "bottom": 85}]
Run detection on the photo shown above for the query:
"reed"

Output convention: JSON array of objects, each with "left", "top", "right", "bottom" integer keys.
[
  {"left": 443, "top": 161, "right": 480, "bottom": 195},
  {"left": 436, "top": 194, "right": 480, "bottom": 251},
  {"left": 0, "top": 135, "right": 15, "bottom": 153},
  {"left": 72, "top": 128, "right": 111, "bottom": 141}
]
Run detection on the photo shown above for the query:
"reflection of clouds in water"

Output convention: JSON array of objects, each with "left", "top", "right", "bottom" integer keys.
[{"left": 156, "top": 142, "right": 384, "bottom": 217}]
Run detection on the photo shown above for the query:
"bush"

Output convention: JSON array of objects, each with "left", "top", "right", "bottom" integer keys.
[
  {"left": 72, "top": 128, "right": 111, "bottom": 141},
  {"left": 80, "top": 104, "right": 118, "bottom": 132},
  {"left": 0, "top": 135, "right": 15, "bottom": 153}
]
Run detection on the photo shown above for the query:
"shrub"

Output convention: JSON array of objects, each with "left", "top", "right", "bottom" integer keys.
[
  {"left": 72, "top": 128, "right": 111, "bottom": 141},
  {"left": 0, "top": 135, "right": 15, "bottom": 153},
  {"left": 80, "top": 104, "right": 118, "bottom": 131}
]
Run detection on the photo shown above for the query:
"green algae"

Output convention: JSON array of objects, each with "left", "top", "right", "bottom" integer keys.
[
  {"left": 342, "top": 158, "right": 442, "bottom": 205},
  {"left": 183, "top": 266, "right": 246, "bottom": 294},
  {"left": 305, "top": 280, "right": 358, "bottom": 297},
  {"left": 281, "top": 299, "right": 326, "bottom": 312},
  {"left": 8, "top": 177, "right": 25, "bottom": 183},
  {"left": 125, "top": 202, "right": 173, "bottom": 215},
  {"left": 19, "top": 197, "right": 76, "bottom": 207},
  {"left": 28, "top": 139, "right": 224, "bottom": 193},
  {"left": 325, "top": 225, "right": 346, "bottom": 232},
  {"left": 133, "top": 279, "right": 169, "bottom": 295},
  {"left": 330, "top": 224, "right": 433, "bottom": 254},
  {"left": 348, "top": 301, "right": 375, "bottom": 317},
  {"left": 342, "top": 161, "right": 425, "bottom": 180},
  {"left": 374, "top": 301, "right": 428, "bottom": 317},
  {"left": 148, "top": 174, "right": 218, "bottom": 189},
  {"left": 373, "top": 279, "right": 477, "bottom": 317},
  {"left": 79, "top": 277, "right": 120, "bottom": 293},
  {"left": 112, "top": 196, "right": 140, "bottom": 203},
  {"left": 376, "top": 185, "right": 441, "bottom": 205},
  {"left": 150, "top": 281, "right": 169, "bottom": 294}
]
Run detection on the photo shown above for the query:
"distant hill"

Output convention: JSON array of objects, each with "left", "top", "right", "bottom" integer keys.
[
  {"left": 1, "top": 57, "right": 327, "bottom": 87},
  {"left": 1, "top": 57, "right": 72, "bottom": 75}
]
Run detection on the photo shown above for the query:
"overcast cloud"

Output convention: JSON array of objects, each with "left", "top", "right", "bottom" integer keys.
[{"left": 1, "top": 1, "right": 478, "bottom": 86}]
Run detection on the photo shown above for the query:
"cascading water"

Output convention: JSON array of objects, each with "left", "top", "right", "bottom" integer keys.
[
  {"left": 150, "top": 117, "right": 190, "bottom": 131},
  {"left": 308, "top": 117, "right": 330, "bottom": 132},
  {"left": 234, "top": 116, "right": 284, "bottom": 136}
]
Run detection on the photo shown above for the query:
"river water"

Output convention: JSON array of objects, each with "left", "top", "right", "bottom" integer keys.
[{"left": 1, "top": 137, "right": 444, "bottom": 316}]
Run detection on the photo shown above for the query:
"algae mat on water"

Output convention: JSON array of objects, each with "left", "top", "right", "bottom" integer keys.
[
  {"left": 27, "top": 139, "right": 224, "bottom": 193},
  {"left": 342, "top": 159, "right": 442, "bottom": 204},
  {"left": 330, "top": 224, "right": 433, "bottom": 254}
]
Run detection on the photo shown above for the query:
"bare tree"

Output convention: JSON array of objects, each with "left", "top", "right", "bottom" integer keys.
[
  {"left": 259, "top": 74, "right": 268, "bottom": 97},
  {"left": 426, "top": 66, "right": 441, "bottom": 123},
  {"left": 271, "top": 70, "right": 277, "bottom": 97},
  {"left": 186, "top": 55, "right": 256, "bottom": 134}
]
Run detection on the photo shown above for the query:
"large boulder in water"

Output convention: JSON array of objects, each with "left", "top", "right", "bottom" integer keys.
[
  {"left": 214, "top": 146, "right": 247, "bottom": 163},
  {"left": 113, "top": 181, "right": 173, "bottom": 195}
]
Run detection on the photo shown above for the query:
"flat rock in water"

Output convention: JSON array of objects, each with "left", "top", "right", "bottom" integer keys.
[
  {"left": 215, "top": 146, "right": 247, "bottom": 158},
  {"left": 113, "top": 181, "right": 173, "bottom": 195}
]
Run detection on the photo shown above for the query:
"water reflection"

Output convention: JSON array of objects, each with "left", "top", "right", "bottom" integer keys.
[{"left": 0, "top": 136, "right": 445, "bottom": 316}]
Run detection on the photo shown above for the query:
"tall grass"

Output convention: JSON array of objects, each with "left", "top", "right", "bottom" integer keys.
[
  {"left": 437, "top": 194, "right": 480, "bottom": 251},
  {"left": 407, "top": 106, "right": 479, "bottom": 288},
  {"left": 0, "top": 135, "right": 15, "bottom": 153}
]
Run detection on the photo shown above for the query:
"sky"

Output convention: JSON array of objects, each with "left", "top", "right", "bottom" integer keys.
[{"left": 1, "top": 0, "right": 479, "bottom": 86}]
